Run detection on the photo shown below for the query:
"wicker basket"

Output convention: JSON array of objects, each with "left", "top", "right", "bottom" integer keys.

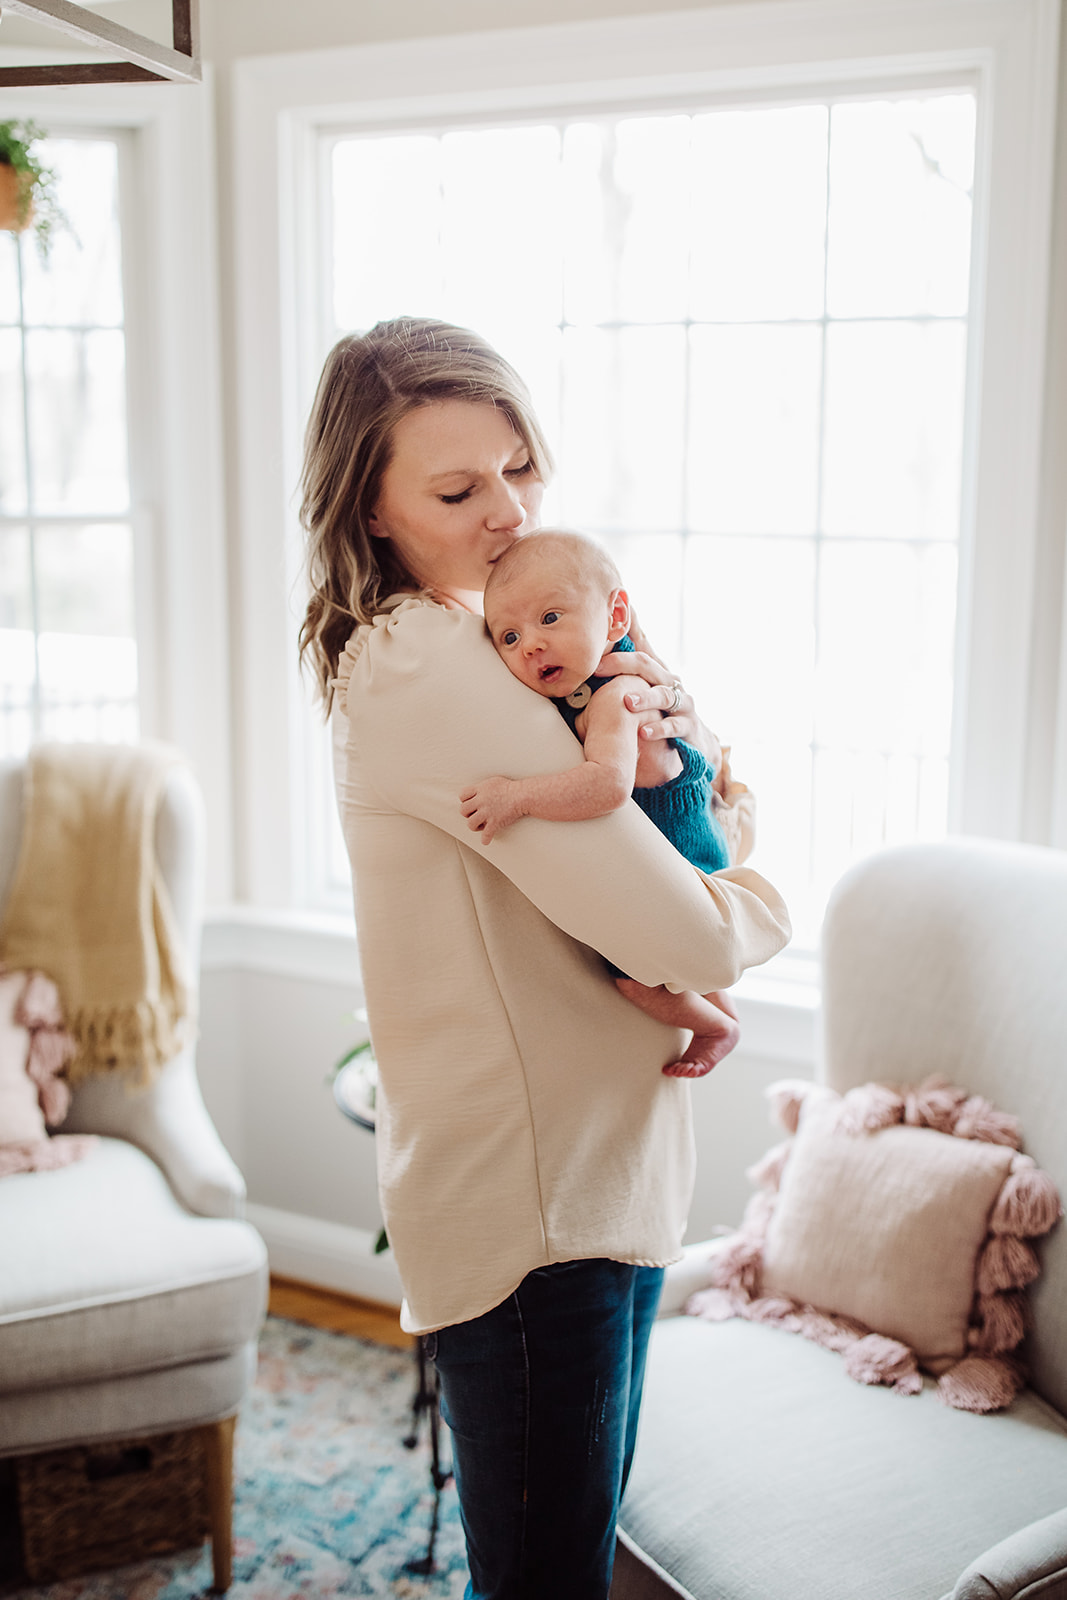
[{"left": 16, "top": 1428, "right": 209, "bottom": 1582}]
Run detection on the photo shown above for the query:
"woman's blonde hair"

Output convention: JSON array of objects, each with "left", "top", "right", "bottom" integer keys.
[{"left": 298, "top": 316, "right": 553, "bottom": 706}]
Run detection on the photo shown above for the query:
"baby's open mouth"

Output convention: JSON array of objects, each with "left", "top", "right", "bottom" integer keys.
[{"left": 539, "top": 665, "right": 562, "bottom": 685}]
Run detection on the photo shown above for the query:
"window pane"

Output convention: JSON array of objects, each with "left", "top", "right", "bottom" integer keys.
[
  {"left": 682, "top": 534, "right": 816, "bottom": 750},
  {"left": 0, "top": 526, "right": 32, "bottom": 631},
  {"left": 19, "top": 138, "right": 124, "bottom": 329},
  {"left": 690, "top": 105, "right": 829, "bottom": 322},
  {"left": 559, "top": 325, "right": 686, "bottom": 531},
  {"left": 332, "top": 135, "right": 444, "bottom": 332},
  {"left": 0, "top": 235, "right": 18, "bottom": 327},
  {"left": 608, "top": 530, "right": 684, "bottom": 664},
  {"left": 815, "top": 540, "right": 958, "bottom": 758},
  {"left": 827, "top": 95, "right": 975, "bottom": 319},
  {"left": 0, "top": 329, "right": 28, "bottom": 515},
  {"left": 614, "top": 116, "right": 690, "bottom": 325},
  {"left": 35, "top": 523, "right": 135, "bottom": 636},
  {"left": 688, "top": 324, "right": 822, "bottom": 534},
  {"left": 562, "top": 116, "right": 690, "bottom": 326},
  {"left": 822, "top": 320, "right": 966, "bottom": 540},
  {"left": 0, "top": 527, "right": 34, "bottom": 757},
  {"left": 0, "top": 136, "right": 137, "bottom": 754},
  {"left": 25, "top": 328, "right": 129, "bottom": 514},
  {"left": 38, "top": 632, "right": 137, "bottom": 742},
  {"left": 440, "top": 126, "right": 562, "bottom": 337}
]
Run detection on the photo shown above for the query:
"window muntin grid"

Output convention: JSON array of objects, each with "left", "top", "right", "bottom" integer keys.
[
  {"left": 0, "top": 135, "right": 138, "bottom": 755},
  {"left": 318, "top": 91, "right": 976, "bottom": 947}
]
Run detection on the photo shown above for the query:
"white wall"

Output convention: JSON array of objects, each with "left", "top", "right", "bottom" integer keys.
[{"left": 199, "top": 0, "right": 747, "bottom": 62}]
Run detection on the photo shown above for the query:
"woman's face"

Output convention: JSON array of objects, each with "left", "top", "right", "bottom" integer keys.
[{"left": 369, "top": 399, "right": 544, "bottom": 609}]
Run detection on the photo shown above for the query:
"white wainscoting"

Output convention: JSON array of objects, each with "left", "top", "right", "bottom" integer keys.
[{"left": 247, "top": 1201, "right": 404, "bottom": 1308}]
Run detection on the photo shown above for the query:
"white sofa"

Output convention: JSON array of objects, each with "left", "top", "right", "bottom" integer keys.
[
  {"left": 613, "top": 839, "right": 1067, "bottom": 1600},
  {"left": 0, "top": 756, "right": 268, "bottom": 1591}
]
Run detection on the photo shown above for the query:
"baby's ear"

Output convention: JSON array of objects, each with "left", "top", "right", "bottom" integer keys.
[{"left": 607, "top": 587, "right": 630, "bottom": 642}]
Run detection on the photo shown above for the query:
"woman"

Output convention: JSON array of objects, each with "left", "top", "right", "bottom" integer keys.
[{"left": 300, "top": 317, "right": 789, "bottom": 1600}]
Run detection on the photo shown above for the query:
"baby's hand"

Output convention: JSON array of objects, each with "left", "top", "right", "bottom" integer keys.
[{"left": 460, "top": 777, "right": 525, "bottom": 845}]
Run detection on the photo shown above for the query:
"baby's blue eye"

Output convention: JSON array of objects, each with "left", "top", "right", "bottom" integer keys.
[
  {"left": 501, "top": 629, "right": 520, "bottom": 647},
  {"left": 542, "top": 611, "right": 561, "bottom": 626}
]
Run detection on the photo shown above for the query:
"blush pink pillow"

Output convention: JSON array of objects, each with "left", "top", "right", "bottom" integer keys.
[
  {"left": 0, "top": 967, "right": 90, "bottom": 1177},
  {"left": 0, "top": 969, "right": 44, "bottom": 1143},
  {"left": 688, "top": 1078, "right": 1062, "bottom": 1412}
]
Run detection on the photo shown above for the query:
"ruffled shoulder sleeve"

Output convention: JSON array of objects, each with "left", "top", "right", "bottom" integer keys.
[{"left": 330, "top": 594, "right": 446, "bottom": 718}]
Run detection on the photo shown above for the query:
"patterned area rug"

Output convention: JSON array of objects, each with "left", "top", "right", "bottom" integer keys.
[{"left": 2, "top": 1317, "right": 469, "bottom": 1598}]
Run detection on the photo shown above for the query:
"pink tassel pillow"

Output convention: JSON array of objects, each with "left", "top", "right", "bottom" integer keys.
[
  {"left": 0, "top": 967, "right": 93, "bottom": 1177},
  {"left": 687, "top": 1078, "right": 1062, "bottom": 1412}
]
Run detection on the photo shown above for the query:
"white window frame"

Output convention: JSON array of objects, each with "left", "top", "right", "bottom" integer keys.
[
  {"left": 0, "top": 72, "right": 233, "bottom": 901},
  {"left": 230, "top": 0, "right": 1062, "bottom": 963}
]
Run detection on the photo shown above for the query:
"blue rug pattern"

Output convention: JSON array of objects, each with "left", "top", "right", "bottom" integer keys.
[{"left": 7, "top": 1318, "right": 469, "bottom": 1598}]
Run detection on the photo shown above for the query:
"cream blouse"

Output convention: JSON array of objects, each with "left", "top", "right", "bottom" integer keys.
[{"left": 332, "top": 596, "right": 790, "bottom": 1334}]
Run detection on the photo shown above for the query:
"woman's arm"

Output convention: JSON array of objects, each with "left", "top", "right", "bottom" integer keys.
[{"left": 346, "top": 605, "right": 789, "bottom": 993}]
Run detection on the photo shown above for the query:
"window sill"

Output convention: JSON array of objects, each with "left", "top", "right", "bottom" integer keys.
[{"left": 201, "top": 908, "right": 819, "bottom": 1066}]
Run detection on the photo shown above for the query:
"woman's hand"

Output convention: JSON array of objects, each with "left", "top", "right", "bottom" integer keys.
[{"left": 594, "top": 611, "right": 723, "bottom": 772}]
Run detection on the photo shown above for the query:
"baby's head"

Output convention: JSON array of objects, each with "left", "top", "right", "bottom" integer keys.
[{"left": 484, "top": 530, "right": 629, "bottom": 699}]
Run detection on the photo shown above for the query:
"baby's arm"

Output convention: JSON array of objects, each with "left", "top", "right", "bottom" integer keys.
[{"left": 461, "top": 677, "right": 640, "bottom": 845}]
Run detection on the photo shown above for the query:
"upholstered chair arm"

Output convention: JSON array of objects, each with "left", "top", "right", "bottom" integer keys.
[
  {"left": 63, "top": 1050, "right": 246, "bottom": 1219},
  {"left": 946, "top": 1508, "right": 1067, "bottom": 1599},
  {"left": 657, "top": 1237, "right": 735, "bottom": 1318}
]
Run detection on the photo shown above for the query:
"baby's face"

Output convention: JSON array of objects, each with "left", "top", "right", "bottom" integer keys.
[{"left": 485, "top": 559, "right": 620, "bottom": 699}]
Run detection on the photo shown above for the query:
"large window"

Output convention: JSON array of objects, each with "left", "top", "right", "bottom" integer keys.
[
  {"left": 0, "top": 133, "right": 138, "bottom": 754},
  {"left": 315, "top": 91, "right": 975, "bottom": 947}
]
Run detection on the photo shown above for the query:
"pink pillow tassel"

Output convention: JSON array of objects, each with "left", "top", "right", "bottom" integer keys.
[
  {"left": 954, "top": 1095, "right": 1022, "bottom": 1148},
  {"left": 968, "top": 1290, "right": 1030, "bottom": 1354},
  {"left": 844, "top": 1333, "right": 923, "bottom": 1395},
  {"left": 990, "top": 1161, "right": 1063, "bottom": 1236},
  {"left": 937, "top": 1355, "right": 1025, "bottom": 1413},
  {"left": 976, "top": 1234, "right": 1041, "bottom": 1294},
  {"left": 837, "top": 1083, "right": 905, "bottom": 1134}
]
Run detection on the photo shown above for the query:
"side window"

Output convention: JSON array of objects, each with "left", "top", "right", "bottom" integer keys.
[{"left": 0, "top": 133, "right": 138, "bottom": 755}]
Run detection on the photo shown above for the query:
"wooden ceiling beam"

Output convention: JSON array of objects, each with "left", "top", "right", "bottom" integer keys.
[{"left": 0, "top": 0, "right": 200, "bottom": 85}]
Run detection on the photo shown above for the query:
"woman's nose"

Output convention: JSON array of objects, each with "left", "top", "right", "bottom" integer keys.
[{"left": 485, "top": 480, "right": 528, "bottom": 532}]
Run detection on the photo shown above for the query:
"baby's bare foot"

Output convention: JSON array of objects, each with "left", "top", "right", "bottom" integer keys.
[{"left": 662, "top": 1016, "right": 741, "bottom": 1078}]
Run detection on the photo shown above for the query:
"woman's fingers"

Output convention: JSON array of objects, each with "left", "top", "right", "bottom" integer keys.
[{"left": 593, "top": 647, "right": 667, "bottom": 688}]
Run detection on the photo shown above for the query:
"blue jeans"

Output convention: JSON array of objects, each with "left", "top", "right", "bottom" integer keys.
[{"left": 428, "top": 1258, "right": 665, "bottom": 1600}]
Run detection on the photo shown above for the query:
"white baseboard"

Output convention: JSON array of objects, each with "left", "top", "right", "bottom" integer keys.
[{"left": 247, "top": 1201, "right": 403, "bottom": 1309}]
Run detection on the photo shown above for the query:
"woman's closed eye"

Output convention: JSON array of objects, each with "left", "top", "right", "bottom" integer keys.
[{"left": 440, "top": 461, "right": 533, "bottom": 505}]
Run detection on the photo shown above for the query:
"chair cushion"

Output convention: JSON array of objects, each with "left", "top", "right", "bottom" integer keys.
[
  {"left": 621, "top": 1316, "right": 1067, "bottom": 1600},
  {"left": 0, "top": 1137, "right": 267, "bottom": 1393}
]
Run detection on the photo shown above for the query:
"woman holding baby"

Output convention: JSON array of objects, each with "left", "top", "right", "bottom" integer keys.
[{"left": 300, "top": 316, "right": 788, "bottom": 1600}]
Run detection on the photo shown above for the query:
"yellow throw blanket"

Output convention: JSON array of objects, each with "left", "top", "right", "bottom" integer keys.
[{"left": 0, "top": 742, "right": 194, "bottom": 1085}]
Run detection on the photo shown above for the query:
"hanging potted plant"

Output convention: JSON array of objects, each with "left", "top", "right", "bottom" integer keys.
[{"left": 0, "top": 120, "right": 64, "bottom": 259}]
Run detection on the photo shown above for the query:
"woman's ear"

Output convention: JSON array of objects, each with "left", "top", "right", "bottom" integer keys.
[
  {"left": 367, "top": 512, "right": 387, "bottom": 541},
  {"left": 607, "top": 587, "right": 631, "bottom": 643}
]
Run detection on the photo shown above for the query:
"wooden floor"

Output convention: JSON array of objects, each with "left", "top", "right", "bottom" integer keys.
[{"left": 268, "top": 1276, "right": 412, "bottom": 1351}]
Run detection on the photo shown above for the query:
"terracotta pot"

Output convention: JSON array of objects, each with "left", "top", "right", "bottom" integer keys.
[{"left": 0, "top": 162, "right": 34, "bottom": 233}]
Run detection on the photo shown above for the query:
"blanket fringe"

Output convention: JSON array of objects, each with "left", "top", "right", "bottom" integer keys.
[{"left": 65, "top": 997, "right": 192, "bottom": 1086}]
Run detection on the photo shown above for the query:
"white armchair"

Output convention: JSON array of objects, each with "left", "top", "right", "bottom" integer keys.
[
  {"left": 614, "top": 839, "right": 1067, "bottom": 1600},
  {"left": 0, "top": 756, "right": 268, "bottom": 1591}
]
